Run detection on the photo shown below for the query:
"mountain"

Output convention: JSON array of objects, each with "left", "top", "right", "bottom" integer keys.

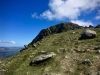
[
  {"left": 30, "top": 22, "right": 83, "bottom": 45},
  {"left": 0, "top": 47, "right": 22, "bottom": 59},
  {"left": 0, "top": 22, "right": 100, "bottom": 75}
]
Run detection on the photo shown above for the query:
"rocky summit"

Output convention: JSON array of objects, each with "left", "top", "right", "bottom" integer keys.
[
  {"left": 30, "top": 22, "right": 83, "bottom": 45},
  {"left": 0, "top": 22, "right": 100, "bottom": 75}
]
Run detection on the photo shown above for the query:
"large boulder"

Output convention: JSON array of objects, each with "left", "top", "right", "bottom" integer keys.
[
  {"left": 79, "top": 29, "right": 97, "bottom": 39},
  {"left": 30, "top": 52, "right": 56, "bottom": 65}
]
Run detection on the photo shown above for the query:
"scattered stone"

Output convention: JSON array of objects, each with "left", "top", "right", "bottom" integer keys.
[
  {"left": 82, "top": 59, "right": 92, "bottom": 66},
  {"left": 59, "top": 48, "right": 67, "bottom": 52},
  {"left": 96, "top": 50, "right": 100, "bottom": 53},
  {"left": 30, "top": 52, "right": 56, "bottom": 65},
  {"left": 73, "top": 32, "right": 75, "bottom": 34},
  {"left": 79, "top": 29, "right": 97, "bottom": 40},
  {"left": 45, "top": 67, "right": 51, "bottom": 72},
  {"left": 65, "top": 56, "right": 68, "bottom": 59},
  {"left": 98, "top": 71, "right": 100, "bottom": 75},
  {"left": 93, "top": 56, "right": 99, "bottom": 59},
  {"left": 98, "top": 50, "right": 100, "bottom": 53},
  {"left": 24, "top": 45, "right": 28, "bottom": 49},
  {"left": 94, "top": 47, "right": 100, "bottom": 50},
  {"left": 32, "top": 44, "right": 36, "bottom": 47},
  {"left": 38, "top": 51, "right": 46, "bottom": 54},
  {"left": 86, "top": 49, "right": 90, "bottom": 52},
  {"left": 0, "top": 69, "right": 6, "bottom": 75}
]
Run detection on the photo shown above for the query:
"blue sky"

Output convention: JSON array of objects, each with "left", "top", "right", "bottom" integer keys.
[{"left": 0, "top": 0, "right": 100, "bottom": 47}]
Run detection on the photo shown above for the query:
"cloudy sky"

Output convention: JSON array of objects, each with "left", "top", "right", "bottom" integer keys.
[{"left": 0, "top": 0, "right": 100, "bottom": 47}]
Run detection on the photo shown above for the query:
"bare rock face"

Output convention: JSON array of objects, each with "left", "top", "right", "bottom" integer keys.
[
  {"left": 79, "top": 29, "right": 97, "bottom": 40},
  {"left": 30, "top": 52, "right": 56, "bottom": 65}
]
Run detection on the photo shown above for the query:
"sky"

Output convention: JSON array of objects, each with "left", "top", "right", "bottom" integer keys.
[{"left": 0, "top": 0, "right": 100, "bottom": 47}]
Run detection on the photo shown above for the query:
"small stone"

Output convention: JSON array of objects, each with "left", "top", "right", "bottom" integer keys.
[
  {"left": 98, "top": 50, "right": 100, "bottom": 53},
  {"left": 38, "top": 51, "right": 46, "bottom": 54},
  {"left": 82, "top": 59, "right": 92, "bottom": 66},
  {"left": 73, "top": 32, "right": 75, "bottom": 34},
  {"left": 24, "top": 45, "right": 28, "bottom": 49},
  {"left": 93, "top": 56, "right": 99, "bottom": 59},
  {"left": 33, "top": 44, "right": 36, "bottom": 47},
  {"left": 98, "top": 71, "right": 100, "bottom": 75}
]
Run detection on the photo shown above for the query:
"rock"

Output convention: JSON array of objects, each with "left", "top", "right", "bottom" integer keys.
[
  {"left": 96, "top": 24, "right": 100, "bottom": 28},
  {"left": 96, "top": 50, "right": 100, "bottom": 53},
  {"left": 93, "top": 56, "right": 99, "bottom": 59},
  {"left": 0, "top": 69, "right": 6, "bottom": 75},
  {"left": 30, "top": 52, "right": 56, "bottom": 65},
  {"left": 73, "top": 32, "right": 75, "bottom": 34},
  {"left": 98, "top": 71, "right": 100, "bottom": 75},
  {"left": 89, "top": 25, "right": 94, "bottom": 28},
  {"left": 38, "top": 51, "right": 46, "bottom": 54},
  {"left": 32, "top": 44, "right": 36, "bottom": 47},
  {"left": 79, "top": 29, "right": 97, "bottom": 40},
  {"left": 24, "top": 45, "right": 28, "bottom": 49},
  {"left": 82, "top": 59, "right": 92, "bottom": 66}
]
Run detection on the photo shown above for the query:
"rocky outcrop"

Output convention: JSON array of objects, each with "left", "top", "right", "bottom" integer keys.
[
  {"left": 30, "top": 52, "right": 56, "bottom": 65},
  {"left": 79, "top": 29, "right": 97, "bottom": 40},
  {"left": 96, "top": 24, "right": 100, "bottom": 28},
  {"left": 30, "top": 22, "right": 83, "bottom": 45},
  {"left": 89, "top": 25, "right": 94, "bottom": 28}
]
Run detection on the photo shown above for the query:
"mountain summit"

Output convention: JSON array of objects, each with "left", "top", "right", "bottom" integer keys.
[{"left": 30, "top": 22, "right": 83, "bottom": 45}]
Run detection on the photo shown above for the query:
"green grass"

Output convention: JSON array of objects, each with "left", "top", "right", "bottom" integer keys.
[{"left": 0, "top": 28, "right": 100, "bottom": 75}]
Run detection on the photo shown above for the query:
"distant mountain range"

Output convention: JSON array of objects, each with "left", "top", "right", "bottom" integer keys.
[{"left": 0, "top": 47, "right": 23, "bottom": 59}]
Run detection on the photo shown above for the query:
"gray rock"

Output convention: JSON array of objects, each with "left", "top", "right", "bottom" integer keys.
[
  {"left": 24, "top": 45, "right": 28, "bottom": 49},
  {"left": 82, "top": 59, "right": 92, "bottom": 66},
  {"left": 98, "top": 71, "right": 100, "bottom": 75},
  {"left": 0, "top": 69, "right": 6, "bottom": 75},
  {"left": 32, "top": 44, "right": 36, "bottom": 47},
  {"left": 96, "top": 24, "right": 100, "bottom": 28},
  {"left": 79, "top": 29, "right": 97, "bottom": 39},
  {"left": 30, "top": 52, "right": 56, "bottom": 65}
]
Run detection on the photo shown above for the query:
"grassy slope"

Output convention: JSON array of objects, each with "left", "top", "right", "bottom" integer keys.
[{"left": 0, "top": 28, "right": 100, "bottom": 75}]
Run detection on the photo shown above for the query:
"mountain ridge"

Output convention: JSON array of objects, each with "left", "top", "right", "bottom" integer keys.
[{"left": 30, "top": 22, "right": 83, "bottom": 45}]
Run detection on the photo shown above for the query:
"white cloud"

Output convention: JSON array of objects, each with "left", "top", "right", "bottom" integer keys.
[
  {"left": 32, "top": 0, "right": 100, "bottom": 20},
  {"left": 31, "top": 12, "right": 38, "bottom": 19},
  {"left": 95, "top": 10, "right": 100, "bottom": 20},
  {"left": 0, "top": 40, "right": 16, "bottom": 44},
  {"left": 10, "top": 41, "right": 16, "bottom": 44},
  {"left": 95, "top": 16, "right": 100, "bottom": 20},
  {"left": 71, "top": 20, "right": 93, "bottom": 27}
]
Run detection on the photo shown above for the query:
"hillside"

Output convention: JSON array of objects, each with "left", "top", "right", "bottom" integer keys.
[{"left": 0, "top": 23, "right": 100, "bottom": 75}]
